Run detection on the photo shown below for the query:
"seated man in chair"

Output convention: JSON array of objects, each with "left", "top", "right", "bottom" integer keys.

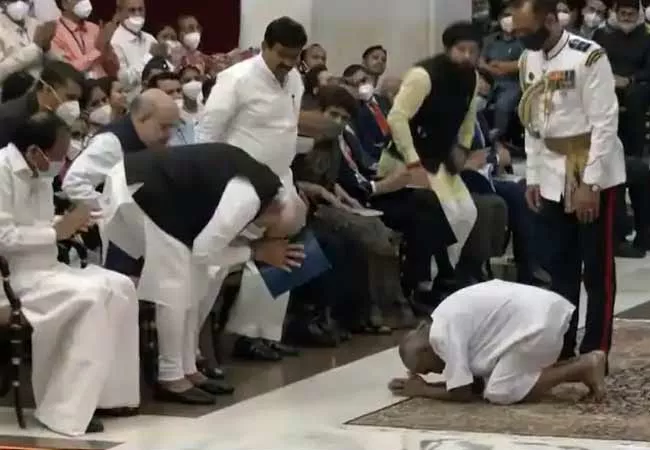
[{"left": 0, "top": 113, "right": 139, "bottom": 436}]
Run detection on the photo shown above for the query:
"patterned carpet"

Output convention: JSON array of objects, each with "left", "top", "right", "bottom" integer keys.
[{"left": 348, "top": 320, "right": 650, "bottom": 442}]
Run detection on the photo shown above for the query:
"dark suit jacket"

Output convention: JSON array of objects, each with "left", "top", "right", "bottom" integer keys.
[{"left": 352, "top": 95, "right": 393, "bottom": 163}]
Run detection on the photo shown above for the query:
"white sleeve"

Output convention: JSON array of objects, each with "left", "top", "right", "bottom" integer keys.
[
  {"left": 581, "top": 51, "right": 620, "bottom": 186},
  {"left": 195, "top": 70, "right": 241, "bottom": 143},
  {"left": 431, "top": 318, "right": 475, "bottom": 391},
  {"left": 524, "top": 131, "right": 543, "bottom": 185},
  {"left": 192, "top": 178, "right": 259, "bottom": 267},
  {"left": 0, "top": 165, "right": 56, "bottom": 252},
  {"left": 0, "top": 38, "right": 43, "bottom": 85},
  {"left": 61, "top": 133, "right": 123, "bottom": 209}
]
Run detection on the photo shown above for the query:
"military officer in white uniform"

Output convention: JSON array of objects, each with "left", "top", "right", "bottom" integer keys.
[{"left": 511, "top": 0, "right": 625, "bottom": 364}]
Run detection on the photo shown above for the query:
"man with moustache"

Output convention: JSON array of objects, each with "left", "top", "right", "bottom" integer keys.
[{"left": 512, "top": 0, "right": 625, "bottom": 366}]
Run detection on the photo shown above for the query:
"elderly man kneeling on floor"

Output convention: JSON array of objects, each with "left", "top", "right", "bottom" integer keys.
[
  {"left": 390, "top": 279, "right": 607, "bottom": 404},
  {"left": 0, "top": 113, "right": 139, "bottom": 436}
]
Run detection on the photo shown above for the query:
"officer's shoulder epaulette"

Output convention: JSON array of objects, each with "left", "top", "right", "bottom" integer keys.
[
  {"left": 585, "top": 48, "right": 606, "bottom": 67},
  {"left": 568, "top": 38, "right": 592, "bottom": 52}
]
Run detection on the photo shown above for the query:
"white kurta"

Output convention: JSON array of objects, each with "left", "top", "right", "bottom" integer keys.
[
  {"left": 195, "top": 55, "right": 307, "bottom": 340},
  {"left": 0, "top": 144, "right": 139, "bottom": 436},
  {"left": 429, "top": 279, "right": 574, "bottom": 404}
]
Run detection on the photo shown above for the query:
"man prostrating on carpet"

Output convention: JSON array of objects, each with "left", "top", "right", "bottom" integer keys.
[{"left": 390, "top": 280, "right": 607, "bottom": 404}]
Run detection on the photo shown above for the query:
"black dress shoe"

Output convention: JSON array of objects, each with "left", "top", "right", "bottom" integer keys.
[
  {"left": 86, "top": 416, "right": 104, "bottom": 433},
  {"left": 95, "top": 407, "right": 139, "bottom": 418},
  {"left": 196, "top": 358, "right": 225, "bottom": 380},
  {"left": 232, "top": 337, "right": 281, "bottom": 361},
  {"left": 153, "top": 385, "right": 216, "bottom": 405},
  {"left": 195, "top": 379, "right": 235, "bottom": 396},
  {"left": 265, "top": 340, "right": 299, "bottom": 356},
  {"left": 615, "top": 241, "right": 646, "bottom": 258}
]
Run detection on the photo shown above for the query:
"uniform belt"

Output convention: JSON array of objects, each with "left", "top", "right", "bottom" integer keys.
[{"left": 543, "top": 133, "right": 591, "bottom": 156}]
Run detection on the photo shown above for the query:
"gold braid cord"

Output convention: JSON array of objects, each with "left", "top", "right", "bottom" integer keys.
[{"left": 517, "top": 79, "right": 545, "bottom": 136}]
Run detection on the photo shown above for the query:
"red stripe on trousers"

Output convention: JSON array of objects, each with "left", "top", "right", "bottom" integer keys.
[{"left": 600, "top": 188, "right": 616, "bottom": 352}]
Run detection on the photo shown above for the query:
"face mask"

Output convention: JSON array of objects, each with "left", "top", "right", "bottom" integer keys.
[
  {"left": 182, "top": 80, "right": 202, "bottom": 100},
  {"left": 472, "top": 10, "right": 490, "bottom": 21},
  {"left": 72, "top": 0, "right": 92, "bottom": 19},
  {"left": 646, "top": 6, "right": 650, "bottom": 22},
  {"left": 500, "top": 16, "right": 513, "bottom": 33},
  {"left": 182, "top": 32, "right": 201, "bottom": 51},
  {"left": 5, "top": 0, "right": 29, "bottom": 22},
  {"left": 608, "top": 10, "right": 618, "bottom": 27},
  {"left": 56, "top": 100, "right": 81, "bottom": 126},
  {"left": 520, "top": 25, "right": 550, "bottom": 51},
  {"left": 358, "top": 83, "right": 374, "bottom": 102},
  {"left": 583, "top": 11, "right": 603, "bottom": 28},
  {"left": 39, "top": 158, "right": 64, "bottom": 178},
  {"left": 165, "top": 40, "right": 181, "bottom": 52},
  {"left": 618, "top": 21, "right": 637, "bottom": 33},
  {"left": 68, "top": 139, "right": 84, "bottom": 160},
  {"left": 475, "top": 95, "right": 488, "bottom": 112},
  {"left": 557, "top": 11, "right": 571, "bottom": 27},
  {"left": 174, "top": 98, "right": 184, "bottom": 111},
  {"left": 124, "top": 15, "right": 145, "bottom": 33},
  {"left": 89, "top": 103, "right": 111, "bottom": 125}
]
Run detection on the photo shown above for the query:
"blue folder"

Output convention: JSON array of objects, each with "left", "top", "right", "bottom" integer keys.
[{"left": 257, "top": 230, "right": 331, "bottom": 298}]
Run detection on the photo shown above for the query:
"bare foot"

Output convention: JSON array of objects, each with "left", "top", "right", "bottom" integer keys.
[{"left": 582, "top": 351, "right": 607, "bottom": 402}]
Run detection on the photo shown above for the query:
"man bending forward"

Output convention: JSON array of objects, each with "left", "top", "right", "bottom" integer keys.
[{"left": 391, "top": 280, "right": 606, "bottom": 404}]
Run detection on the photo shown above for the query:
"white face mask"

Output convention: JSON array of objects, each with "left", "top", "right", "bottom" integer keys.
[
  {"left": 583, "top": 11, "right": 603, "bottom": 28},
  {"left": 56, "top": 100, "right": 81, "bottom": 126},
  {"left": 40, "top": 159, "right": 64, "bottom": 178},
  {"left": 182, "top": 32, "right": 201, "bottom": 51},
  {"left": 557, "top": 11, "right": 571, "bottom": 27},
  {"left": 89, "top": 103, "right": 112, "bottom": 125},
  {"left": 5, "top": 0, "right": 29, "bottom": 22},
  {"left": 500, "top": 15, "right": 513, "bottom": 33},
  {"left": 174, "top": 98, "right": 184, "bottom": 111},
  {"left": 358, "top": 83, "right": 374, "bottom": 102},
  {"left": 646, "top": 6, "right": 650, "bottom": 21},
  {"left": 124, "top": 15, "right": 145, "bottom": 33},
  {"left": 73, "top": 0, "right": 92, "bottom": 19},
  {"left": 618, "top": 21, "right": 637, "bottom": 33},
  {"left": 68, "top": 139, "right": 84, "bottom": 160},
  {"left": 475, "top": 95, "right": 488, "bottom": 112},
  {"left": 182, "top": 80, "right": 202, "bottom": 100}
]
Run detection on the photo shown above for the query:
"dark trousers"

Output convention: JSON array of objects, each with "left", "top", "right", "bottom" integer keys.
[
  {"left": 537, "top": 189, "right": 617, "bottom": 358},
  {"left": 617, "top": 83, "right": 650, "bottom": 157},
  {"left": 492, "top": 82, "right": 521, "bottom": 138},
  {"left": 371, "top": 188, "right": 456, "bottom": 288},
  {"left": 614, "top": 157, "right": 650, "bottom": 243}
]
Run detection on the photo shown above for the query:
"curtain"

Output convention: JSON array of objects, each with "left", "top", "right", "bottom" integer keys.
[{"left": 92, "top": 0, "right": 241, "bottom": 53}]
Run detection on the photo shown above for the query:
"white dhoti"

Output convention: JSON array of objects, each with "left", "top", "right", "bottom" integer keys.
[
  {"left": 6, "top": 262, "right": 139, "bottom": 436},
  {"left": 483, "top": 300, "right": 574, "bottom": 405},
  {"left": 428, "top": 167, "right": 477, "bottom": 272}
]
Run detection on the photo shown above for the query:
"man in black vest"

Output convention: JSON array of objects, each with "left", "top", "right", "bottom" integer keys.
[
  {"left": 100, "top": 143, "right": 305, "bottom": 404},
  {"left": 62, "top": 88, "right": 179, "bottom": 210}
]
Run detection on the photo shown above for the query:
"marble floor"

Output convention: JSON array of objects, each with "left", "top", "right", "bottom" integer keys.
[{"left": 2, "top": 256, "right": 650, "bottom": 450}]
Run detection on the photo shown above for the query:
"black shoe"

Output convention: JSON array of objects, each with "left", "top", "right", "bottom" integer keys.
[
  {"left": 195, "top": 378, "right": 235, "bottom": 396},
  {"left": 86, "top": 416, "right": 104, "bottom": 433},
  {"left": 615, "top": 241, "right": 646, "bottom": 258},
  {"left": 285, "top": 319, "right": 339, "bottom": 347},
  {"left": 232, "top": 337, "right": 281, "bottom": 361},
  {"left": 153, "top": 385, "right": 216, "bottom": 405},
  {"left": 196, "top": 358, "right": 225, "bottom": 380},
  {"left": 95, "top": 407, "right": 139, "bottom": 418},
  {"left": 265, "top": 340, "right": 299, "bottom": 356}
]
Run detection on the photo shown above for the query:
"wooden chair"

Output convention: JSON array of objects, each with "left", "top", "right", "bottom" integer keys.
[{"left": 0, "top": 255, "right": 31, "bottom": 428}]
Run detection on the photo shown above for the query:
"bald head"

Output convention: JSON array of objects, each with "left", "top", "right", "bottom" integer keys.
[
  {"left": 398, "top": 321, "right": 442, "bottom": 375},
  {"left": 131, "top": 89, "right": 179, "bottom": 148}
]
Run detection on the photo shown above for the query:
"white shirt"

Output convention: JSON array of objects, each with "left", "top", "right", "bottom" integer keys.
[
  {"left": 0, "top": 143, "right": 58, "bottom": 272},
  {"left": 195, "top": 54, "right": 304, "bottom": 178},
  {"left": 192, "top": 177, "right": 259, "bottom": 267},
  {"left": 520, "top": 31, "right": 626, "bottom": 200},
  {"left": 62, "top": 132, "right": 123, "bottom": 209},
  {"left": 429, "top": 279, "right": 574, "bottom": 391},
  {"left": 0, "top": 13, "right": 45, "bottom": 84},
  {"left": 110, "top": 24, "right": 156, "bottom": 94}
]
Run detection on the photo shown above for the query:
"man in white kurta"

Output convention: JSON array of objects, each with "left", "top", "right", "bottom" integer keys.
[
  {"left": 0, "top": 113, "right": 139, "bottom": 436},
  {"left": 195, "top": 17, "right": 308, "bottom": 355},
  {"left": 392, "top": 280, "right": 607, "bottom": 404}
]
